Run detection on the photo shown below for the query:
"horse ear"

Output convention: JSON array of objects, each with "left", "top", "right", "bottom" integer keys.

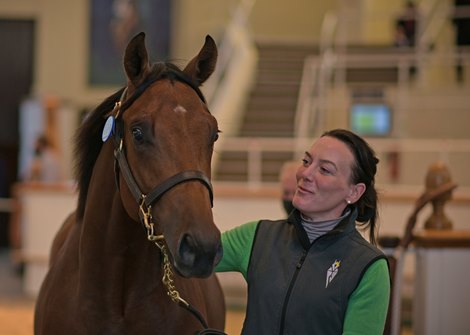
[
  {"left": 124, "top": 32, "right": 151, "bottom": 87},
  {"left": 183, "top": 35, "right": 218, "bottom": 86}
]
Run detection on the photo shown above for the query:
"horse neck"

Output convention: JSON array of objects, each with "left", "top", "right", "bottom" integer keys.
[{"left": 78, "top": 141, "right": 163, "bottom": 286}]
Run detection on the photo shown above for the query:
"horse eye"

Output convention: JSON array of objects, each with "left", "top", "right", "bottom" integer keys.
[
  {"left": 131, "top": 127, "right": 144, "bottom": 143},
  {"left": 213, "top": 133, "right": 219, "bottom": 142}
]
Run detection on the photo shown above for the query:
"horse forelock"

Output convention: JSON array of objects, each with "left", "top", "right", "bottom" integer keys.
[
  {"left": 74, "top": 62, "right": 208, "bottom": 220},
  {"left": 154, "top": 62, "right": 207, "bottom": 103}
]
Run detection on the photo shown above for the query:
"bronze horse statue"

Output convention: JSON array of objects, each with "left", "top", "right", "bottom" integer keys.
[{"left": 34, "top": 32, "right": 226, "bottom": 334}]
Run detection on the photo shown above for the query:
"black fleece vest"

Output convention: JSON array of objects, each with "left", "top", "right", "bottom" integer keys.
[{"left": 242, "top": 209, "right": 386, "bottom": 335}]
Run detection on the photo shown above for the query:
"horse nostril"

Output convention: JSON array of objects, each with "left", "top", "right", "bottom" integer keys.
[
  {"left": 179, "top": 234, "right": 196, "bottom": 266},
  {"left": 177, "top": 233, "right": 222, "bottom": 277}
]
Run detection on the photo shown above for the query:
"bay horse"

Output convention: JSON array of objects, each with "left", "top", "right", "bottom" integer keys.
[{"left": 34, "top": 32, "right": 226, "bottom": 335}]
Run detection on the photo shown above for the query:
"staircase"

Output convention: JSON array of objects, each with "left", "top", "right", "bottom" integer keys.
[
  {"left": 214, "top": 43, "right": 318, "bottom": 182},
  {"left": 213, "top": 43, "right": 417, "bottom": 183},
  {"left": 239, "top": 44, "right": 318, "bottom": 137},
  {"left": 341, "top": 45, "right": 415, "bottom": 85}
]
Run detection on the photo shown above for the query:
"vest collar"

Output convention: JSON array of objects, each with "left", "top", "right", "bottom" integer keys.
[{"left": 289, "top": 207, "right": 358, "bottom": 250}]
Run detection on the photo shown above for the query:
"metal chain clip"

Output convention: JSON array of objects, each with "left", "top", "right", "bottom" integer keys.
[
  {"left": 153, "top": 239, "right": 189, "bottom": 307},
  {"left": 139, "top": 197, "right": 161, "bottom": 242},
  {"left": 138, "top": 197, "right": 188, "bottom": 306}
]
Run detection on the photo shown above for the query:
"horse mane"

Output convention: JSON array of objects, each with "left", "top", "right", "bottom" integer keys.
[
  {"left": 74, "top": 62, "right": 206, "bottom": 220},
  {"left": 73, "top": 88, "right": 123, "bottom": 220}
]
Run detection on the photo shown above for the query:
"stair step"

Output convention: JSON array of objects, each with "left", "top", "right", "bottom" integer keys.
[
  {"left": 257, "top": 71, "right": 303, "bottom": 83},
  {"left": 258, "top": 45, "right": 319, "bottom": 59},
  {"left": 239, "top": 129, "right": 294, "bottom": 137},
  {"left": 241, "top": 122, "right": 294, "bottom": 131},
  {"left": 246, "top": 96, "right": 298, "bottom": 109},
  {"left": 259, "top": 61, "right": 306, "bottom": 72},
  {"left": 242, "top": 113, "right": 295, "bottom": 122},
  {"left": 253, "top": 83, "right": 300, "bottom": 95},
  {"left": 346, "top": 67, "right": 399, "bottom": 83},
  {"left": 214, "top": 42, "right": 314, "bottom": 182},
  {"left": 214, "top": 151, "right": 295, "bottom": 182}
]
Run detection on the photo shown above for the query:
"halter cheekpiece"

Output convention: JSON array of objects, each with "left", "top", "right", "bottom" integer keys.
[{"left": 106, "top": 85, "right": 214, "bottom": 239}]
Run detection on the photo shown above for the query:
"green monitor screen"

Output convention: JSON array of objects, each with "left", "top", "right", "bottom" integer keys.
[{"left": 350, "top": 103, "right": 391, "bottom": 136}]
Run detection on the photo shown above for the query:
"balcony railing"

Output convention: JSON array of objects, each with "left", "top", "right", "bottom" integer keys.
[{"left": 214, "top": 137, "right": 470, "bottom": 192}]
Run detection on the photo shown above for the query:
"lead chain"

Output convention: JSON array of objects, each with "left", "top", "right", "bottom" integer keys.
[
  {"left": 139, "top": 200, "right": 189, "bottom": 307},
  {"left": 153, "top": 239, "right": 190, "bottom": 307}
]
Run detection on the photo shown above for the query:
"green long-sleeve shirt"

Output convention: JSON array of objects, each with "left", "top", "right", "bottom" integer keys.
[{"left": 216, "top": 221, "right": 390, "bottom": 335}]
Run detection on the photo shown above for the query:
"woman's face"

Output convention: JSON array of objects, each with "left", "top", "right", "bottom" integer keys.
[{"left": 292, "top": 136, "right": 364, "bottom": 221}]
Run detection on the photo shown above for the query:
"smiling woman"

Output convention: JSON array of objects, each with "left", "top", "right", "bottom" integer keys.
[{"left": 216, "top": 128, "right": 390, "bottom": 335}]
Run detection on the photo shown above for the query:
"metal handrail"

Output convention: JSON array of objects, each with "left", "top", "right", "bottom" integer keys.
[{"left": 293, "top": 11, "right": 338, "bottom": 141}]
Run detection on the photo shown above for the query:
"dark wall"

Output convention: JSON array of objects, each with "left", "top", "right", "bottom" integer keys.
[{"left": 0, "top": 19, "right": 35, "bottom": 246}]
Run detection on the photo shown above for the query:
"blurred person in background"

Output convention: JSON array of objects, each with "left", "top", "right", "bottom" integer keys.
[
  {"left": 25, "top": 135, "right": 62, "bottom": 183},
  {"left": 279, "top": 160, "right": 298, "bottom": 216}
]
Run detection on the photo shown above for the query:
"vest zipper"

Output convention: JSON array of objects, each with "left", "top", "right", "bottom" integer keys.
[{"left": 279, "top": 250, "right": 307, "bottom": 334}]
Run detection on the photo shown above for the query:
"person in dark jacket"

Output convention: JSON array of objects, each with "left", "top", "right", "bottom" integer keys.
[{"left": 216, "top": 129, "right": 390, "bottom": 335}]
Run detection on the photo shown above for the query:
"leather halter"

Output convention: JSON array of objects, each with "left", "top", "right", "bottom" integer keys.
[
  {"left": 109, "top": 84, "right": 225, "bottom": 335},
  {"left": 111, "top": 85, "right": 214, "bottom": 228}
]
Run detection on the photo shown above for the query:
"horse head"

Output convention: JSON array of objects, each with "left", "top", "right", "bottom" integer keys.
[{"left": 114, "top": 32, "right": 221, "bottom": 278}]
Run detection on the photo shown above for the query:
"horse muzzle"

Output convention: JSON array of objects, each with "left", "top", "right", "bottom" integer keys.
[{"left": 174, "top": 233, "right": 223, "bottom": 278}]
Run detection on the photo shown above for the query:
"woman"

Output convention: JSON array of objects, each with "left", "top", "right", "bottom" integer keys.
[{"left": 216, "top": 129, "right": 390, "bottom": 334}]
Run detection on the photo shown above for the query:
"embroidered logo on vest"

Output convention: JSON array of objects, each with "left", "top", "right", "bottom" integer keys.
[{"left": 325, "top": 260, "right": 341, "bottom": 288}]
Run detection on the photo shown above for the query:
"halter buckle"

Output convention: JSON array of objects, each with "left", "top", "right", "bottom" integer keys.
[
  {"left": 113, "top": 101, "right": 122, "bottom": 119},
  {"left": 139, "top": 198, "right": 165, "bottom": 243}
]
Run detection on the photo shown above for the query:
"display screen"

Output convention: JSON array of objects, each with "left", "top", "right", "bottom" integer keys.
[{"left": 350, "top": 103, "right": 391, "bottom": 136}]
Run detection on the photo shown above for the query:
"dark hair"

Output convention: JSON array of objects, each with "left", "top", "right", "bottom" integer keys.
[{"left": 321, "top": 129, "right": 380, "bottom": 244}]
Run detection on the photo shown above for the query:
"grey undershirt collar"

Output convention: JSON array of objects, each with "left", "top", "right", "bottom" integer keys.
[{"left": 300, "top": 209, "right": 351, "bottom": 243}]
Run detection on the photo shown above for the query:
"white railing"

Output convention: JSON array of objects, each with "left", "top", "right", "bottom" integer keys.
[
  {"left": 204, "top": 0, "right": 256, "bottom": 106},
  {"left": 215, "top": 137, "right": 470, "bottom": 191},
  {"left": 294, "top": 57, "right": 319, "bottom": 140},
  {"left": 204, "top": 0, "right": 258, "bottom": 173},
  {"left": 294, "top": 11, "right": 338, "bottom": 140},
  {"left": 294, "top": 48, "right": 470, "bottom": 138}
]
